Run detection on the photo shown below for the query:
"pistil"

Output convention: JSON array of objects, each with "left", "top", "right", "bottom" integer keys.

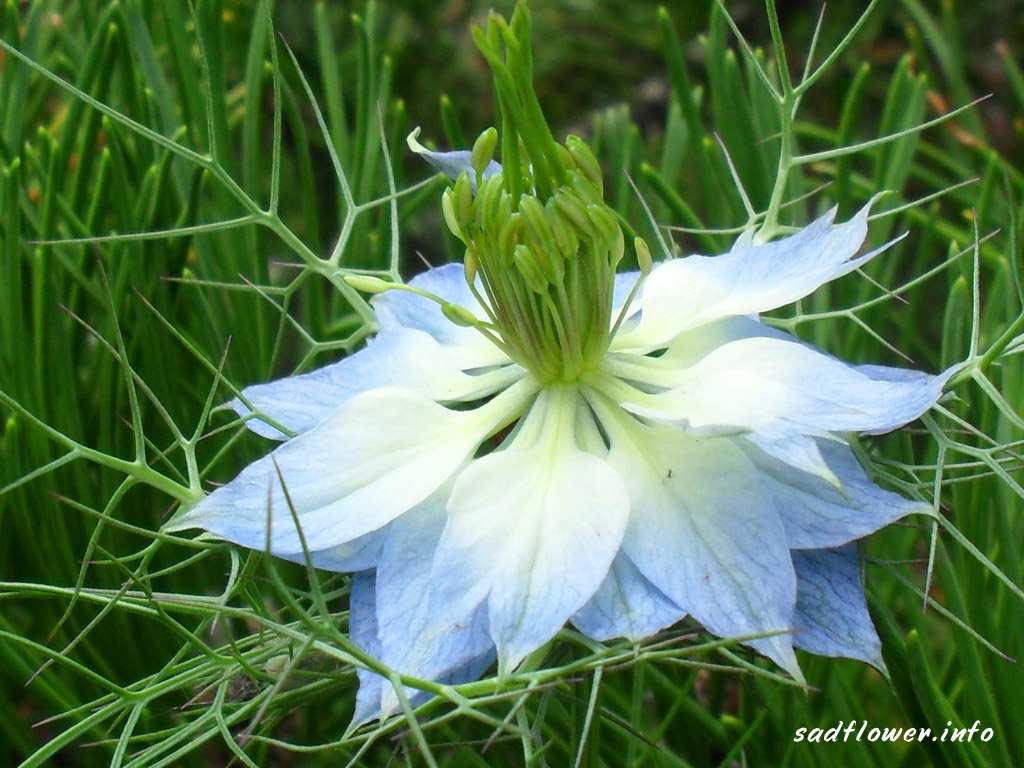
[{"left": 437, "top": 4, "right": 641, "bottom": 384}]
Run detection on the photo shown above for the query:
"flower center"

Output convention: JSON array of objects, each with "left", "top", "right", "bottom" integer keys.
[
  {"left": 437, "top": 5, "right": 645, "bottom": 385},
  {"left": 442, "top": 140, "right": 624, "bottom": 384}
]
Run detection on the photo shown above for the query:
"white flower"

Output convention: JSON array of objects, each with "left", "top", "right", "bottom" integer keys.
[
  {"left": 167, "top": 185, "right": 947, "bottom": 719},
  {"left": 166, "top": 7, "right": 947, "bottom": 719}
]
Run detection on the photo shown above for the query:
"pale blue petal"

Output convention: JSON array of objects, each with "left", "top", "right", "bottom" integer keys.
[
  {"left": 742, "top": 428, "right": 841, "bottom": 486},
  {"left": 792, "top": 546, "right": 886, "bottom": 671},
  {"left": 302, "top": 526, "right": 386, "bottom": 572},
  {"left": 442, "top": 649, "right": 496, "bottom": 688},
  {"left": 373, "top": 264, "right": 509, "bottom": 369},
  {"left": 571, "top": 551, "right": 685, "bottom": 642},
  {"left": 350, "top": 571, "right": 384, "bottom": 725},
  {"left": 421, "top": 149, "right": 500, "bottom": 191},
  {"left": 373, "top": 497, "right": 494, "bottom": 714},
  {"left": 605, "top": 419, "right": 801, "bottom": 678},
  {"left": 349, "top": 592, "right": 490, "bottom": 727},
  {"left": 610, "top": 314, "right": 785, "bottom": 370},
  {"left": 606, "top": 269, "right": 649, "bottom": 340},
  {"left": 165, "top": 386, "right": 512, "bottom": 557},
  {"left": 618, "top": 204, "right": 898, "bottom": 349},
  {"left": 660, "top": 315, "right": 786, "bottom": 367},
  {"left": 743, "top": 439, "right": 930, "bottom": 550},
  {"left": 407, "top": 129, "right": 502, "bottom": 193},
  {"left": 227, "top": 325, "right": 510, "bottom": 440},
  {"left": 349, "top": 505, "right": 497, "bottom": 723},
  {"left": 374, "top": 264, "right": 480, "bottom": 336},
  {"left": 849, "top": 364, "right": 954, "bottom": 435},
  {"left": 356, "top": 644, "right": 495, "bottom": 727},
  {"left": 612, "top": 270, "right": 641, "bottom": 311},
  {"left": 226, "top": 345, "right": 381, "bottom": 441},
  {"left": 624, "top": 336, "right": 947, "bottom": 439}
]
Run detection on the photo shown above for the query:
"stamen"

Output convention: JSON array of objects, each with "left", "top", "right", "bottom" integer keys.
[
  {"left": 609, "top": 237, "right": 653, "bottom": 342},
  {"left": 414, "top": 2, "right": 656, "bottom": 385},
  {"left": 343, "top": 274, "right": 513, "bottom": 359}
]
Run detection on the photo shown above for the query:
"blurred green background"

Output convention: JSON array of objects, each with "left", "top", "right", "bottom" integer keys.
[{"left": 1, "top": 0, "right": 1023, "bottom": 765}]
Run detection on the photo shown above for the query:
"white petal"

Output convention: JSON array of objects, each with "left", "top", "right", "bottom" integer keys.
[
  {"left": 605, "top": 315, "right": 783, "bottom": 386},
  {"left": 743, "top": 439, "right": 930, "bottom": 550},
  {"left": 165, "top": 381, "right": 536, "bottom": 558},
  {"left": 656, "top": 315, "right": 785, "bottom": 368},
  {"left": 792, "top": 546, "right": 885, "bottom": 670},
  {"left": 623, "top": 336, "right": 945, "bottom": 439},
  {"left": 429, "top": 387, "right": 630, "bottom": 673},
  {"left": 618, "top": 205, "right": 895, "bottom": 349},
  {"left": 594, "top": 405, "right": 801, "bottom": 678},
  {"left": 373, "top": 496, "right": 494, "bottom": 715},
  {"left": 571, "top": 552, "right": 685, "bottom": 642},
  {"left": 229, "top": 325, "right": 521, "bottom": 440},
  {"left": 374, "top": 263, "right": 509, "bottom": 369}
]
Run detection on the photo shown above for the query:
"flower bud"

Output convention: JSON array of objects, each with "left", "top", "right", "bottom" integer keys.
[{"left": 570, "top": 171, "right": 604, "bottom": 206}]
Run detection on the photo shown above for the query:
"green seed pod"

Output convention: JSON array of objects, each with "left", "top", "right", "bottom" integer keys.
[
  {"left": 490, "top": 193, "right": 512, "bottom": 244},
  {"left": 532, "top": 239, "right": 565, "bottom": 284},
  {"left": 555, "top": 142, "right": 575, "bottom": 175},
  {"left": 609, "top": 221, "right": 625, "bottom": 268},
  {"left": 441, "top": 189, "right": 466, "bottom": 243}
]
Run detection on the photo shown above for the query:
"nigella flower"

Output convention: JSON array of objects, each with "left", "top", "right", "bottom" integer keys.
[{"left": 167, "top": 7, "right": 948, "bottom": 722}]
